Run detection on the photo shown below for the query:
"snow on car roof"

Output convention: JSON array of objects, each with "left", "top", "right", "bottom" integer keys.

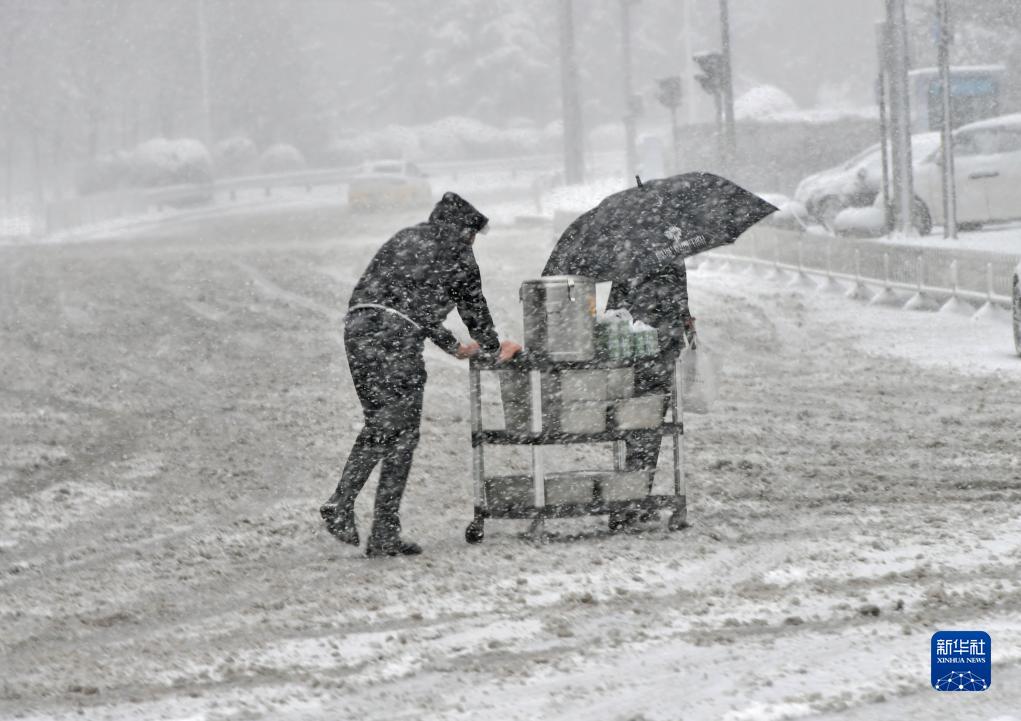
[
  {"left": 365, "top": 160, "right": 405, "bottom": 173},
  {"left": 909, "top": 64, "right": 1006, "bottom": 78},
  {"left": 955, "top": 113, "right": 1021, "bottom": 133},
  {"left": 840, "top": 132, "right": 942, "bottom": 171}
]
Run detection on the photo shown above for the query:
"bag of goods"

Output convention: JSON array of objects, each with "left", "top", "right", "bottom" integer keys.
[
  {"left": 630, "top": 320, "right": 659, "bottom": 358},
  {"left": 680, "top": 337, "right": 719, "bottom": 414},
  {"left": 596, "top": 308, "right": 633, "bottom": 361}
]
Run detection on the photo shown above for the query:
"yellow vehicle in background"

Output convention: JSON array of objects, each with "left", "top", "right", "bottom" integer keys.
[{"left": 348, "top": 160, "right": 432, "bottom": 212}]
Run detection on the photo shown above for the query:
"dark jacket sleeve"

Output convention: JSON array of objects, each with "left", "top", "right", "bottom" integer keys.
[
  {"left": 450, "top": 248, "right": 501, "bottom": 353},
  {"left": 419, "top": 251, "right": 462, "bottom": 353},
  {"left": 422, "top": 322, "right": 461, "bottom": 355},
  {"left": 609, "top": 263, "right": 692, "bottom": 356},
  {"left": 655, "top": 263, "right": 693, "bottom": 355}
]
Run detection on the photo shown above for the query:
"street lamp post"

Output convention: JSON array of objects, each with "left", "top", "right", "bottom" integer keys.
[
  {"left": 559, "top": 0, "right": 585, "bottom": 184},
  {"left": 621, "top": 0, "right": 640, "bottom": 179},
  {"left": 936, "top": 0, "right": 958, "bottom": 239},
  {"left": 718, "top": 0, "right": 736, "bottom": 168},
  {"left": 875, "top": 22, "right": 891, "bottom": 227},
  {"left": 885, "top": 0, "right": 915, "bottom": 235},
  {"left": 196, "top": 0, "right": 213, "bottom": 146},
  {"left": 656, "top": 76, "right": 683, "bottom": 172},
  {"left": 693, "top": 52, "right": 724, "bottom": 164}
]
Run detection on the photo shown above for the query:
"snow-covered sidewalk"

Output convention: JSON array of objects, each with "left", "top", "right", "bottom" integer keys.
[{"left": 692, "top": 260, "right": 1018, "bottom": 375}]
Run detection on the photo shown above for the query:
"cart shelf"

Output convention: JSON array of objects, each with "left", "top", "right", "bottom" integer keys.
[
  {"left": 473, "top": 424, "right": 683, "bottom": 447},
  {"left": 471, "top": 354, "right": 647, "bottom": 372},
  {"left": 465, "top": 353, "right": 688, "bottom": 543},
  {"left": 473, "top": 495, "right": 684, "bottom": 520}
]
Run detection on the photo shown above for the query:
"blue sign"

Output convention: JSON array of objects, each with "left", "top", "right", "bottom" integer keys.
[
  {"left": 927, "top": 77, "right": 998, "bottom": 99},
  {"left": 931, "top": 631, "right": 991, "bottom": 691}
]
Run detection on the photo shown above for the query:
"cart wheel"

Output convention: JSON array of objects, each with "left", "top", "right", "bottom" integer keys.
[
  {"left": 465, "top": 518, "right": 485, "bottom": 544},
  {"left": 608, "top": 510, "right": 638, "bottom": 533},
  {"left": 524, "top": 516, "right": 549, "bottom": 544},
  {"left": 607, "top": 513, "right": 627, "bottom": 533},
  {"left": 667, "top": 501, "right": 688, "bottom": 532}
]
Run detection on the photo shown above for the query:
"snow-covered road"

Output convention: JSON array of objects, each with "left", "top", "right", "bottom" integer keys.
[{"left": 2, "top": 201, "right": 1019, "bottom": 721}]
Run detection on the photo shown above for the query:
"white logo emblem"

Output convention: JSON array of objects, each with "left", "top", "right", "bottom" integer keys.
[{"left": 664, "top": 226, "right": 684, "bottom": 242}]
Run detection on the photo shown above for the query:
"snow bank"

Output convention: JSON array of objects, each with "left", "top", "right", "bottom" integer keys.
[
  {"left": 735, "top": 85, "right": 799, "bottom": 121},
  {"left": 129, "top": 138, "right": 213, "bottom": 188},
  {"left": 834, "top": 206, "right": 886, "bottom": 236},
  {"left": 760, "top": 196, "right": 809, "bottom": 231},
  {"left": 327, "top": 116, "right": 561, "bottom": 165},
  {"left": 878, "top": 222, "right": 1021, "bottom": 256}
]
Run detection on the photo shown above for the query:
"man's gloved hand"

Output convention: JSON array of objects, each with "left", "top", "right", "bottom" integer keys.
[
  {"left": 455, "top": 341, "right": 481, "bottom": 359},
  {"left": 497, "top": 340, "right": 523, "bottom": 363}
]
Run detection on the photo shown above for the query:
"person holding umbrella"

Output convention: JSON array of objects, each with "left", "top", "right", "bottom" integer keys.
[
  {"left": 321, "top": 192, "right": 521, "bottom": 557},
  {"left": 604, "top": 260, "right": 696, "bottom": 530},
  {"left": 543, "top": 172, "right": 777, "bottom": 530}
]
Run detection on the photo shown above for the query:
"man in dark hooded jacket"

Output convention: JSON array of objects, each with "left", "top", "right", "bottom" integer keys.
[
  {"left": 606, "top": 260, "right": 695, "bottom": 530},
  {"left": 320, "top": 192, "right": 521, "bottom": 556}
]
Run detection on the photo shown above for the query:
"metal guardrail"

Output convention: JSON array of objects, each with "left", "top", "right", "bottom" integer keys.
[
  {"left": 712, "top": 224, "right": 1019, "bottom": 310},
  {"left": 35, "top": 166, "right": 362, "bottom": 236},
  {"left": 17, "top": 152, "right": 579, "bottom": 238}
]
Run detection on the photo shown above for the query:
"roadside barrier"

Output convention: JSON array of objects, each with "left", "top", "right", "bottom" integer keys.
[
  {"left": 939, "top": 260, "right": 975, "bottom": 316},
  {"left": 870, "top": 253, "right": 901, "bottom": 307},
  {"left": 11, "top": 151, "right": 572, "bottom": 239},
  {"left": 709, "top": 224, "right": 1017, "bottom": 322},
  {"left": 973, "top": 263, "right": 1012, "bottom": 322},
  {"left": 905, "top": 254, "right": 940, "bottom": 311},
  {"left": 787, "top": 240, "right": 816, "bottom": 289},
  {"left": 22, "top": 167, "right": 359, "bottom": 237}
]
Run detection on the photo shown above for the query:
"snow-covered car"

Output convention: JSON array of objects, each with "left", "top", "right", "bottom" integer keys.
[
  {"left": 755, "top": 192, "right": 808, "bottom": 230},
  {"left": 794, "top": 132, "right": 941, "bottom": 231},
  {"left": 347, "top": 160, "right": 431, "bottom": 211},
  {"left": 1013, "top": 263, "right": 1020, "bottom": 356},
  {"left": 914, "top": 113, "right": 1021, "bottom": 231}
]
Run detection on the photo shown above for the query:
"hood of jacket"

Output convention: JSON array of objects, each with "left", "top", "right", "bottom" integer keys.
[{"left": 428, "top": 192, "right": 488, "bottom": 240}]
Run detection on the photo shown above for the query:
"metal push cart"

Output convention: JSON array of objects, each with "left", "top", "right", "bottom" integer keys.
[{"left": 464, "top": 352, "right": 687, "bottom": 543}]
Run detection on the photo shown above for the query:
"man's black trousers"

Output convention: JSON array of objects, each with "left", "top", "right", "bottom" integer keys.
[
  {"left": 332, "top": 311, "right": 426, "bottom": 540},
  {"left": 625, "top": 352, "right": 676, "bottom": 476}
]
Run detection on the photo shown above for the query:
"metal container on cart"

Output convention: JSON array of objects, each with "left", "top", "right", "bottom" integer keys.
[{"left": 520, "top": 276, "right": 597, "bottom": 361}]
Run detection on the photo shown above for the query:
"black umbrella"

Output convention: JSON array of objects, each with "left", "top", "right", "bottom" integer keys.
[{"left": 542, "top": 172, "right": 778, "bottom": 281}]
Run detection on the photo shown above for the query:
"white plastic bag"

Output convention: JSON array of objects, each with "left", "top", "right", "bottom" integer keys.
[{"left": 679, "top": 336, "right": 718, "bottom": 414}]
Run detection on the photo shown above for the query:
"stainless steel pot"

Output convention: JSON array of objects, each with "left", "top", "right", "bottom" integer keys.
[{"left": 520, "top": 276, "right": 597, "bottom": 361}]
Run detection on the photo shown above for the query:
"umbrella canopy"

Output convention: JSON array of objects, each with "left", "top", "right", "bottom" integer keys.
[{"left": 542, "top": 172, "right": 778, "bottom": 281}]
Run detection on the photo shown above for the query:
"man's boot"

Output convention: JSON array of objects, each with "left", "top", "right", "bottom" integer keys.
[
  {"left": 319, "top": 495, "right": 359, "bottom": 546},
  {"left": 366, "top": 433, "right": 421, "bottom": 557},
  {"left": 608, "top": 509, "right": 639, "bottom": 533},
  {"left": 365, "top": 515, "right": 422, "bottom": 557}
]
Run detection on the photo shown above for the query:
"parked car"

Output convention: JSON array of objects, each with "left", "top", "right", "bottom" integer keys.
[
  {"left": 1013, "top": 263, "right": 1020, "bottom": 356},
  {"left": 348, "top": 160, "right": 431, "bottom": 211},
  {"left": 914, "top": 113, "right": 1021, "bottom": 231},
  {"left": 794, "top": 132, "right": 941, "bottom": 232}
]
